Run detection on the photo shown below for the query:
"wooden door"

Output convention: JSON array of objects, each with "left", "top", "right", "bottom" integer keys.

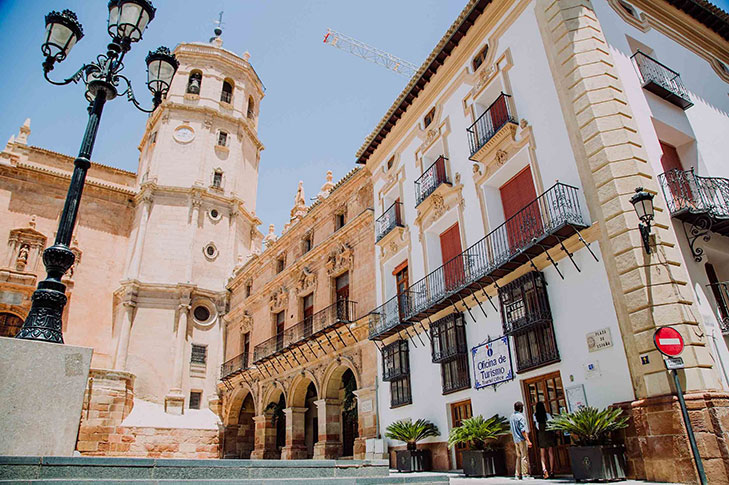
[
  {"left": 489, "top": 95, "right": 509, "bottom": 132},
  {"left": 275, "top": 311, "right": 285, "bottom": 352},
  {"left": 335, "top": 272, "right": 350, "bottom": 320},
  {"left": 242, "top": 331, "right": 250, "bottom": 366},
  {"left": 522, "top": 372, "right": 571, "bottom": 476},
  {"left": 500, "top": 167, "right": 542, "bottom": 254},
  {"left": 450, "top": 399, "right": 473, "bottom": 469},
  {"left": 440, "top": 223, "right": 465, "bottom": 292},
  {"left": 395, "top": 264, "right": 409, "bottom": 321},
  {"left": 303, "top": 294, "right": 314, "bottom": 337},
  {"left": 660, "top": 141, "right": 693, "bottom": 209}
]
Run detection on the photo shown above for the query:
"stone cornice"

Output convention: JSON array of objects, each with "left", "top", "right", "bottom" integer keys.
[{"left": 115, "top": 279, "right": 227, "bottom": 303}]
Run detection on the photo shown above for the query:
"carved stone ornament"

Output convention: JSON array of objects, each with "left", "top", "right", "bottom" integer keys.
[
  {"left": 473, "top": 163, "right": 482, "bottom": 176},
  {"left": 431, "top": 193, "right": 447, "bottom": 219},
  {"left": 241, "top": 311, "right": 253, "bottom": 332},
  {"left": 520, "top": 119, "right": 529, "bottom": 129},
  {"left": 296, "top": 267, "right": 317, "bottom": 295},
  {"left": 495, "top": 149, "right": 508, "bottom": 166},
  {"left": 269, "top": 286, "right": 289, "bottom": 311},
  {"left": 472, "top": 63, "right": 497, "bottom": 94},
  {"left": 325, "top": 243, "right": 354, "bottom": 276},
  {"left": 6, "top": 218, "right": 47, "bottom": 274}
]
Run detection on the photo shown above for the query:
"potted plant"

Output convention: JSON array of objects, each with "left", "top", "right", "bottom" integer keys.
[
  {"left": 447, "top": 414, "right": 510, "bottom": 477},
  {"left": 385, "top": 418, "right": 440, "bottom": 472},
  {"left": 547, "top": 406, "right": 629, "bottom": 481}
]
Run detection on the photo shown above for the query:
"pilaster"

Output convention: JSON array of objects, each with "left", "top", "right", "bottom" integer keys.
[
  {"left": 281, "top": 406, "right": 308, "bottom": 460},
  {"left": 313, "top": 398, "right": 342, "bottom": 459},
  {"left": 250, "top": 412, "right": 279, "bottom": 459}
]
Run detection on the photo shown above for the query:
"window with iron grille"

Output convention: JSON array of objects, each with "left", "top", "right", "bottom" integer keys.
[
  {"left": 499, "top": 271, "right": 552, "bottom": 335},
  {"left": 430, "top": 313, "right": 467, "bottom": 363},
  {"left": 512, "top": 324, "right": 560, "bottom": 373},
  {"left": 217, "top": 131, "right": 228, "bottom": 147},
  {"left": 390, "top": 375, "right": 412, "bottom": 408},
  {"left": 191, "top": 344, "right": 207, "bottom": 365},
  {"left": 189, "top": 391, "right": 202, "bottom": 410},
  {"left": 441, "top": 353, "right": 471, "bottom": 394},
  {"left": 381, "top": 339, "right": 409, "bottom": 381},
  {"left": 213, "top": 170, "right": 223, "bottom": 188}
]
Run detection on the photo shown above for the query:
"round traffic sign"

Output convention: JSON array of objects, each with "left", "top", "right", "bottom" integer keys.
[{"left": 654, "top": 326, "right": 684, "bottom": 357}]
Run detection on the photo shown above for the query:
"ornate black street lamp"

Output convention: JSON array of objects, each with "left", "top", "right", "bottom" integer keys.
[
  {"left": 630, "top": 186, "right": 656, "bottom": 254},
  {"left": 16, "top": 0, "right": 178, "bottom": 343}
]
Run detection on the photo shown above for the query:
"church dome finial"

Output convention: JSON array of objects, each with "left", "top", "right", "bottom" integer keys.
[{"left": 210, "top": 10, "right": 224, "bottom": 47}]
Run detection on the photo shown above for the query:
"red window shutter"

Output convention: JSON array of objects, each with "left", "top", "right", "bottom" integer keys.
[
  {"left": 440, "top": 223, "right": 464, "bottom": 291},
  {"left": 500, "top": 166, "right": 538, "bottom": 220},
  {"left": 500, "top": 167, "right": 541, "bottom": 251},
  {"left": 659, "top": 142, "right": 682, "bottom": 173}
]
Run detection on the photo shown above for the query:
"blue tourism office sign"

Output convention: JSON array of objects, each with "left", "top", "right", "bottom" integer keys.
[{"left": 472, "top": 336, "right": 514, "bottom": 389}]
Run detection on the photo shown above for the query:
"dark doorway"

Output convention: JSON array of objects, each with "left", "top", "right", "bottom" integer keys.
[{"left": 341, "top": 369, "right": 358, "bottom": 457}]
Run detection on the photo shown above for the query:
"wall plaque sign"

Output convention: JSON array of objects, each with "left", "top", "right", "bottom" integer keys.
[
  {"left": 472, "top": 336, "right": 513, "bottom": 389},
  {"left": 586, "top": 327, "right": 613, "bottom": 352}
]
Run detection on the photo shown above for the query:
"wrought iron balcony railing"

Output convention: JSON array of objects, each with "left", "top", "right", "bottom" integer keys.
[
  {"left": 376, "top": 201, "right": 404, "bottom": 242},
  {"left": 632, "top": 51, "right": 693, "bottom": 110},
  {"left": 430, "top": 312, "right": 468, "bottom": 363},
  {"left": 707, "top": 281, "right": 729, "bottom": 335},
  {"left": 467, "top": 92, "right": 518, "bottom": 156},
  {"left": 253, "top": 300, "right": 357, "bottom": 363},
  {"left": 415, "top": 155, "right": 449, "bottom": 206},
  {"left": 220, "top": 352, "right": 249, "bottom": 379},
  {"left": 368, "top": 182, "right": 588, "bottom": 340},
  {"left": 382, "top": 339, "right": 410, "bottom": 382},
  {"left": 659, "top": 169, "right": 729, "bottom": 220}
]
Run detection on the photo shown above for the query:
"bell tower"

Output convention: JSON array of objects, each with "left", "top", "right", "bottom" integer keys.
[{"left": 114, "top": 29, "right": 264, "bottom": 417}]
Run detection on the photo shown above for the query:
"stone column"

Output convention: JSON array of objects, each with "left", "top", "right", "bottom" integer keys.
[
  {"left": 536, "top": 1, "right": 726, "bottom": 482},
  {"left": 185, "top": 195, "right": 202, "bottom": 283},
  {"left": 165, "top": 298, "right": 190, "bottom": 415},
  {"left": 353, "top": 387, "right": 377, "bottom": 459},
  {"left": 251, "top": 412, "right": 279, "bottom": 459},
  {"left": 281, "top": 406, "right": 308, "bottom": 459},
  {"left": 126, "top": 194, "right": 152, "bottom": 279},
  {"left": 313, "top": 398, "right": 342, "bottom": 459},
  {"left": 113, "top": 299, "right": 136, "bottom": 370}
]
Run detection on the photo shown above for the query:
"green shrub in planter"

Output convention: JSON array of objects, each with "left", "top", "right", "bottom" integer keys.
[
  {"left": 547, "top": 406, "right": 629, "bottom": 481},
  {"left": 385, "top": 418, "right": 439, "bottom": 472},
  {"left": 447, "top": 415, "right": 510, "bottom": 477}
]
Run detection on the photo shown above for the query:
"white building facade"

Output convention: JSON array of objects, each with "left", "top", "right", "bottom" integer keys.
[{"left": 362, "top": 0, "right": 729, "bottom": 482}]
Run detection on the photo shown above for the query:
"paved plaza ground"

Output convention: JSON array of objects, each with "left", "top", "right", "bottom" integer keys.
[{"left": 404, "top": 472, "right": 679, "bottom": 485}]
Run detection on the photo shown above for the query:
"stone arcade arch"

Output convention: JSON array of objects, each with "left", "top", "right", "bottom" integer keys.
[
  {"left": 222, "top": 384, "right": 256, "bottom": 459},
  {"left": 314, "top": 360, "right": 361, "bottom": 459},
  {"left": 251, "top": 383, "right": 286, "bottom": 459},
  {"left": 283, "top": 372, "right": 319, "bottom": 459}
]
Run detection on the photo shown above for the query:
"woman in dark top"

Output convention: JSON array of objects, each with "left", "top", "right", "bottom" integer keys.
[{"left": 534, "top": 401, "right": 557, "bottom": 478}]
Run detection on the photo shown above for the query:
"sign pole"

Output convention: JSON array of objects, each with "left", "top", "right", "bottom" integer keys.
[{"left": 672, "top": 368, "right": 707, "bottom": 485}]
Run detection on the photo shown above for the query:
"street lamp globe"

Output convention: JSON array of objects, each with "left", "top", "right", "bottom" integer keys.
[
  {"left": 145, "top": 46, "right": 179, "bottom": 105},
  {"left": 42, "top": 10, "right": 84, "bottom": 64},
  {"left": 630, "top": 187, "right": 655, "bottom": 224},
  {"left": 107, "top": 0, "right": 156, "bottom": 44}
]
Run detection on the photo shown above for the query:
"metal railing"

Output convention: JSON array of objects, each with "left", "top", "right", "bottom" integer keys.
[
  {"left": 220, "top": 90, "right": 232, "bottom": 104},
  {"left": 631, "top": 51, "right": 692, "bottom": 108},
  {"left": 369, "top": 293, "right": 411, "bottom": 340},
  {"left": 514, "top": 324, "right": 560, "bottom": 372},
  {"left": 220, "top": 352, "right": 249, "bottom": 379},
  {"left": 499, "top": 271, "right": 552, "bottom": 335},
  {"left": 430, "top": 313, "right": 468, "bottom": 363},
  {"left": 707, "top": 281, "right": 729, "bottom": 335},
  {"left": 382, "top": 339, "right": 410, "bottom": 382},
  {"left": 415, "top": 155, "right": 449, "bottom": 206},
  {"left": 441, "top": 354, "right": 471, "bottom": 394},
  {"left": 466, "top": 93, "right": 518, "bottom": 156},
  {"left": 376, "top": 202, "right": 404, "bottom": 242},
  {"left": 658, "top": 168, "right": 729, "bottom": 218},
  {"left": 253, "top": 300, "right": 357, "bottom": 362}
]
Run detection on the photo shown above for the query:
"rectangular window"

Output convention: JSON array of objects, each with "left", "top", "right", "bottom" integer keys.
[
  {"left": 441, "top": 354, "right": 471, "bottom": 394},
  {"left": 430, "top": 313, "right": 467, "bottom": 362},
  {"left": 275, "top": 311, "right": 285, "bottom": 352},
  {"left": 423, "top": 107, "right": 435, "bottom": 128},
  {"left": 381, "top": 339, "right": 409, "bottom": 381},
  {"left": 213, "top": 171, "right": 223, "bottom": 188},
  {"left": 217, "top": 131, "right": 228, "bottom": 146},
  {"left": 513, "top": 324, "right": 560, "bottom": 373},
  {"left": 245, "top": 283, "right": 252, "bottom": 297},
  {"left": 191, "top": 344, "right": 207, "bottom": 365},
  {"left": 395, "top": 264, "right": 409, "bottom": 322},
  {"left": 189, "top": 391, "right": 202, "bottom": 410},
  {"left": 303, "top": 234, "right": 312, "bottom": 253},
  {"left": 472, "top": 45, "right": 489, "bottom": 71},
  {"left": 499, "top": 272, "right": 552, "bottom": 335},
  {"left": 242, "top": 332, "right": 250, "bottom": 366},
  {"left": 390, "top": 375, "right": 412, "bottom": 408},
  {"left": 303, "top": 293, "right": 314, "bottom": 337},
  {"left": 276, "top": 256, "right": 285, "bottom": 273},
  {"left": 335, "top": 213, "right": 346, "bottom": 231}
]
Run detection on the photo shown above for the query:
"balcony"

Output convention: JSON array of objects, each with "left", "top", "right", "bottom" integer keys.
[
  {"left": 430, "top": 313, "right": 468, "bottom": 363},
  {"left": 658, "top": 169, "right": 729, "bottom": 255},
  {"left": 220, "top": 352, "right": 249, "bottom": 379},
  {"left": 376, "top": 202, "right": 404, "bottom": 243},
  {"left": 499, "top": 272, "right": 552, "bottom": 335},
  {"left": 632, "top": 51, "right": 693, "bottom": 110},
  {"left": 415, "top": 156, "right": 449, "bottom": 206},
  {"left": 381, "top": 339, "right": 410, "bottom": 382},
  {"left": 707, "top": 281, "right": 729, "bottom": 335},
  {"left": 368, "top": 182, "right": 587, "bottom": 340},
  {"left": 253, "top": 300, "right": 357, "bottom": 363},
  {"left": 467, "top": 93, "right": 518, "bottom": 159}
]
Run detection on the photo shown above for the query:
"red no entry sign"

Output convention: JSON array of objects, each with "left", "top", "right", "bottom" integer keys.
[{"left": 654, "top": 326, "right": 684, "bottom": 357}]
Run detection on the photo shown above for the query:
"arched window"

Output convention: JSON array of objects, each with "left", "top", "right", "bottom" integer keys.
[
  {"left": 247, "top": 96, "right": 255, "bottom": 119},
  {"left": 187, "top": 70, "right": 203, "bottom": 94},
  {"left": 213, "top": 169, "right": 223, "bottom": 188},
  {"left": 221, "top": 80, "right": 234, "bottom": 103},
  {"left": 0, "top": 312, "right": 24, "bottom": 338}
]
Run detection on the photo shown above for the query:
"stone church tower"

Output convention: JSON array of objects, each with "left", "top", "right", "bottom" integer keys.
[{"left": 113, "top": 33, "right": 264, "bottom": 416}]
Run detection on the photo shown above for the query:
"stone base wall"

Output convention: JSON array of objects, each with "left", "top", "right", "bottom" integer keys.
[
  {"left": 77, "top": 368, "right": 221, "bottom": 459},
  {"left": 616, "top": 391, "right": 729, "bottom": 484}
]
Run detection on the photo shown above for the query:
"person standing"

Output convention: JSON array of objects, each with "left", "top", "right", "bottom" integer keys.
[
  {"left": 509, "top": 401, "right": 532, "bottom": 479},
  {"left": 534, "top": 401, "right": 557, "bottom": 478}
]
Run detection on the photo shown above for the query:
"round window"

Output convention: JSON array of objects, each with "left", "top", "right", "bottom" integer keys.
[
  {"left": 210, "top": 209, "right": 219, "bottom": 219},
  {"left": 203, "top": 243, "right": 219, "bottom": 260},
  {"left": 206, "top": 246, "right": 216, "bottom": 256},
  {"left": 193, "top": 305, "right": 210, "bottom": 322}
]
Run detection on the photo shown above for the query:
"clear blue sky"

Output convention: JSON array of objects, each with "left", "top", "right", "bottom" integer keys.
[{"left": 0, "top": 0, "right": 727, "bottom": 232}]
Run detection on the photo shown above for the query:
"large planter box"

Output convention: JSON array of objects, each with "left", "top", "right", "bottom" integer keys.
[
  {"left": 462, "top": 449, "right": 507, "bottom": 477},
  {"left": 395, "top": 449, "right": 432, "bottom": 473},
  {"left": 568, "top": 445, "right": 626, "bottom": 482}
]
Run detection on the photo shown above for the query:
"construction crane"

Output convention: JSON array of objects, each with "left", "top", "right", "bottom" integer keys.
[{"left": 323, "top": 29, "right": 418, "bottom": 78}]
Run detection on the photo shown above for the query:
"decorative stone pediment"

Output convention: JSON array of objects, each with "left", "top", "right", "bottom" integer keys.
[
  {"left": 379, "top": 226, "right": 409, "bottom": 261},
  {"left": 269, "top": 286, "right": 289, "bottom": 312},
  {"left": 296, "top": 267, "right": 317, "bottom": 295},
  {"left": 325, "top": 243, "right": 353, "bottom": 276},
  {"left": 471, "top": 63, "right": 498, "bottom": 96},
  {"left": 414, "top": 174, "right": 465, "bottom": 232},
  {"left": 472, "top": 120, "right": 531, "bottom": 186},
  {"left": 240, "top": 311, "right": 253, "bottom": 332},
  {"left": 469, "top": 122, "right": 518, "bottom": 166},
  {"left": 5, "top": 216, "right": 46, "bottom": 273}
]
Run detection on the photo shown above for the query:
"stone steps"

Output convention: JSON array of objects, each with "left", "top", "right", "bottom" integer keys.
[{"left": 0, "top": 457, "right": 449, "bottom": 484}]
